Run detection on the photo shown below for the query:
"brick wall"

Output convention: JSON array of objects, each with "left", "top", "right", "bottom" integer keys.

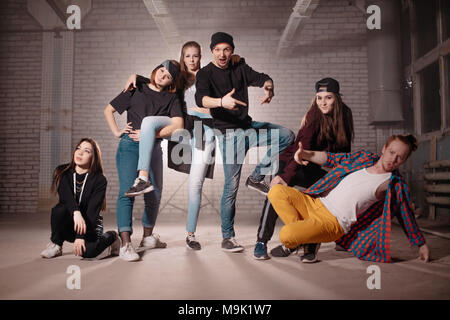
[
  {"left": 0, "top": 0, "right": 375, "bottom": 223},
  {"left": 0, "top": 0, "right": 42, "bottom": 214}
]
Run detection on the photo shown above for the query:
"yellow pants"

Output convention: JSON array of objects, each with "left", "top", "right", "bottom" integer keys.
[{"left": 268, "top": 185, "right": 345, "bottom": 249}]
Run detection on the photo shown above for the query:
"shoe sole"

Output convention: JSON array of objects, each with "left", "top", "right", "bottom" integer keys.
[
  {"left": 221, "top": 247, "right": 244, "bottom": 253},
  {"left": 125, "top": 185, "right": 155, "bottom": 197},
  {"left": 301, "top": 244, "right": 321, "bottom": 263},
  {"left": 41, "top": 251, "right": 62, "bottom": 259},
  {"left": 246, "top": 184, "right": 268, "bottom": 196},
  {"left": 186, "top": 243, "right": 201, "bottom": 250},
  {"left": 253, "top": 254, "right": 270, "bottom": 260},
  {"left": 139, "top": 244, "right": 167, "bottom": 250}
]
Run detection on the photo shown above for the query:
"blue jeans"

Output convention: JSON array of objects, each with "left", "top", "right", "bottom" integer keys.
[
  {"left": 137, "top": 116, "right": 173, "bottom": 172},
  {"left": 116, "top": 134, "right": 163, "bottom": 234},
  {"left": 186, "top": 125, "right": 216, "bottom": 233},
  {"left": 217, "top": 121, "right": 295, "bottom": 238}
]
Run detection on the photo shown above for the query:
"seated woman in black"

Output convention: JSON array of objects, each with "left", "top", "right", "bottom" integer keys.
[{"left": 40, "top": 138, "right": 120, "bottom": 259}]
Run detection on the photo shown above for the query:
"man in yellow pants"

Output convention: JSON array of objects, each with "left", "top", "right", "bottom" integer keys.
[{"left": 268, "top": 134, "right": 430, "bottom": 263}]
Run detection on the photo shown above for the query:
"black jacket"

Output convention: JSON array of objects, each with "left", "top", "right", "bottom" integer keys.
[{"left": 56, "top": 167, "right": 107, "bottom": 239}]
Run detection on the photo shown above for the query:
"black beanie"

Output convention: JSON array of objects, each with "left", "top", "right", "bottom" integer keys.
[
  {"left": 154, "top": 60, "right": 180, "bottom": 81},
  {"left": 210, "top": 32, "right": 235, "bottom": 51}
]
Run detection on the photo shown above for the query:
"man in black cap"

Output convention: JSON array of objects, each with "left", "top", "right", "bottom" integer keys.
[{"left": 195, "top": 31, "right": 295, "bottom": 252}]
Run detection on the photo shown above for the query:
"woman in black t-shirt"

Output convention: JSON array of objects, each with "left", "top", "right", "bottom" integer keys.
[
  {"left": 104, "top": 60, "right": 183, "bottom": 262},
  {"left": 40, "top": 138, "right": 120, "bottom": 260}
]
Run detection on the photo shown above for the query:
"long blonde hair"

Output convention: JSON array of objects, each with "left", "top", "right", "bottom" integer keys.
[{"left": 179, "top": 41, "right": 202, "bottom": 90}]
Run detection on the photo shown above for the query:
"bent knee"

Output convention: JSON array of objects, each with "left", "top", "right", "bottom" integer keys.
[
  {"left": 268, "top": 184, "right": 289, "bottom": 202},
  {"left": 279, "top": 226, "right": 300, "bottom": 249}
]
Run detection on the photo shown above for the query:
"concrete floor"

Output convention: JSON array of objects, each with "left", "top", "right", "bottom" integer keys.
[{"left": 0, "top": 212, "right": 449, "bottom": 300}]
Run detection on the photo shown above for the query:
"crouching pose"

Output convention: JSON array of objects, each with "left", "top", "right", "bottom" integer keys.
[
  {"left": 41, "top": 138, "right": 120, "bottom": 260},
  {"left": 268, "top": 134, "right": 430, "bottom": 263}
]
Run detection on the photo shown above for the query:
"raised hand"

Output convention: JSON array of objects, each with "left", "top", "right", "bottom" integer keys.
[
  {"left": 294, "top": 142, "right": 309, "bottom": 165},
  {"left": 259, "top": 82, "right": 274, "bottom": 104},
  {"left": 123, "top": 74, "right": 137, "bottom": 92}
]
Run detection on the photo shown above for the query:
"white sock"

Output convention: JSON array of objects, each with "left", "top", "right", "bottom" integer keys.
[{"left": 139, "top": 175, "right": 148, "bottom": 182}]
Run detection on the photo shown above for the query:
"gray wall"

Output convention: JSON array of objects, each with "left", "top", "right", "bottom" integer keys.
[{"left": 0, "top": 0, "right": 387, "bottom": 220}]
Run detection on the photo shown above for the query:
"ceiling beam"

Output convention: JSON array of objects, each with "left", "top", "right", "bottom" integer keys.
[{"left": 276, "top": 0, "right": 320, "bottom": 57}]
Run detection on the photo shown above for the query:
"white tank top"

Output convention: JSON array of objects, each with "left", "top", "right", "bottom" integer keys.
[{"left": 320, "top": 168, "right": 391, "bottom": 233}]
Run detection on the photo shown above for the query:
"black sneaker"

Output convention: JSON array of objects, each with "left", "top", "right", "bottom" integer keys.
[
  {"left": 270, "top": 244, "right": 301, "bottom": 257},
  {"left": 221, "top": 238, "right": 244, "bottom": 253},
  {"left": 245, "top": 176, "right": 270, "bottom": 195},
  {"left": 125, "top": 178, "right": 154, "bottom": 197},
  {"left": 300, "top": 243, "right": 321, "bottom": 263},
  {"left": 186, "top": 235, "right": 201, "bottom": 250}
]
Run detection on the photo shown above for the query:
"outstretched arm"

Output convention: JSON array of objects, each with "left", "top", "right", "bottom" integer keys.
[{"left": 294, "top": 142, "right": 327, "bottom": 166}]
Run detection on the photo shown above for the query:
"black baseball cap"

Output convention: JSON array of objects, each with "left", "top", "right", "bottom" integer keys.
[
  {"left": 315, "top": 77, "right": 341, "bottom": 95},
  {"left": 154, "top": 60, "right": 180, "bottom": 81}
]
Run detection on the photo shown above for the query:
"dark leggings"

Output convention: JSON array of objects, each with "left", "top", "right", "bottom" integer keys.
[{"left": 50, "top": 204, "right": 116, "bottom": 258}]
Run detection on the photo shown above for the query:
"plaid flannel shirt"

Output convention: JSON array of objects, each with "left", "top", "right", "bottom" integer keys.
[{"left": 303, "top": 149, "right": 425, "bottom": 263}]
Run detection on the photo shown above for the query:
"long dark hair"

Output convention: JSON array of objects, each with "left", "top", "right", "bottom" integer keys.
[
  {"left": 301, "top": 93, "right": 354, "bottom": 151},
  {"left": 51, "top": 138, "right": 106, "bottom": 210}
]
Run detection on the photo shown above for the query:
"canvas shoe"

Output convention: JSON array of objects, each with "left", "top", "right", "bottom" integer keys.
[
  {"left": 125, "top": 178, "right": 154, "bottom": 197},
  {"left": 221, "top": 238, "right": 244, "bottom": 253},
  {"left": 186, "top": 235, "right": 201, "bottom": 250},
  {"left": 245, "top": 175, "right": 270, "bottom": 195},
  {"left": 300, "top": 243, "right": 321, "bottom": 263},
  {"left": 270, "top": 244, "right": 301, "bottom": 257},
  {"left": 40, "top": 242, "right": 62, "bottom": 259},
  {"left": 139, "top": 233, "right": 167, "bottom": 249},
  {"left": 119, "top": 242, "right": 140, "bottom": 261}
]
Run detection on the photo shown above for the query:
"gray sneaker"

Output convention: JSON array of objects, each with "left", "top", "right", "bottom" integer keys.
[
  {"left": 40, "top": 242, "right": 62, "bottom": 259},
  {"left": 300, "top": 243, "right": 321, "bottom": 263},
  {"left": 139, "top": 233, "right": 167, "bottom": 249},
  {"left": 221, "top": 238, "right": 244, "bottom": 253},
  {"left": 245, "top": 176, "right": 270, "bottom": 195},
  {"left": 125, "top": 178, "right": 154, "bottom": 197},
  {"left": 270, "top": 244, "right": 302, "bottom": 257}
]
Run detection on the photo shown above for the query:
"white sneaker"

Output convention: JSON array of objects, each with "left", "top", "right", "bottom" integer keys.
[
  {"left": 139, "top": 233, "right": 167, "bottom": 249},
  {"left": 40, "top": 242, "right": 62, "bottom": 258},
  {"left": 119, "top": 242, "right": 140, "bottom": 262}
]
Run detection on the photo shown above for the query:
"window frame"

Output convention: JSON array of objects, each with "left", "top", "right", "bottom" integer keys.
[{"left": 406, "top": 0, "right": 450, "bottom": 141}]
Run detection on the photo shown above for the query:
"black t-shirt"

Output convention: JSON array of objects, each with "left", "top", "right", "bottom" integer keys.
[
  {"left": 195, "top": 58, "right": 271, "bottom": 132},
  {"left": 109, "top": 82, "right": 183, "bottom": 130}
]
